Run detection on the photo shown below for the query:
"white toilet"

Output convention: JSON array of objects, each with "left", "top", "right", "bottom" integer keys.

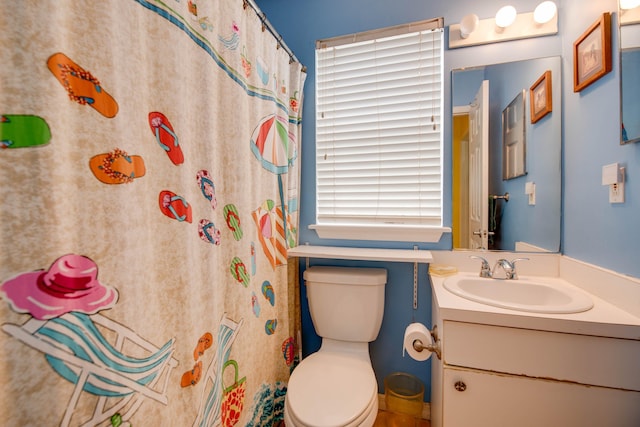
[{"left": 284, "top": 266, "right": 388, "bottom": 427}]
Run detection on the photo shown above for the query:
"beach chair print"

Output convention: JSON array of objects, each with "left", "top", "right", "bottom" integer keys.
[
  {"left": 2, "top": 312, "right": 178, "bottom": 427},
  {"left": 193, "top": 314, "right": 243, "bottom": 427}
]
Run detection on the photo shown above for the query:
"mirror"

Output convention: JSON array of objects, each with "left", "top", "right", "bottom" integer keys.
[
  {"left": 452, "top": 57, "right": 562, "bottom": 252},
  {"left": 619, "top": 1, "right": 640, "bottom": 144}
]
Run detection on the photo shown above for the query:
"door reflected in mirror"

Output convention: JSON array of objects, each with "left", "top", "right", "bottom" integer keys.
[{"left": 452, "top": 57, "right": 562, "bottom": 252}]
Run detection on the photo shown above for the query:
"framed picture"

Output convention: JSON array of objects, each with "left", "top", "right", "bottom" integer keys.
[
  {"left": 502, "top": 90, "right": 527, "bottom": 180},
  {"left": 573, "top": 12, "right": 612, "bottom": 92},
  {"left": 530, "top": 70, "right": 552, "bottom": 124}
]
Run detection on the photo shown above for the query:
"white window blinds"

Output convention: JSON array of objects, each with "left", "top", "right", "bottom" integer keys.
[{"left": 315, "top": 20, "right": 444, "bottom": 228}]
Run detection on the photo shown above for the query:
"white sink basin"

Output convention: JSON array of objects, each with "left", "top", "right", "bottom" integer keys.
[{"left": 443, "top": 274, "right": 594, "bottom": 314}]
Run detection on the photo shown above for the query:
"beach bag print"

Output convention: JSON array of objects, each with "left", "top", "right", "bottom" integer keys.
[{"left": 221, "top": 359, "right": 246, "bottom": 427}]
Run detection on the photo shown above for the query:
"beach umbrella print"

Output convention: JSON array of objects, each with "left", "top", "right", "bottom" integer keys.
[
  {"left": 252, "top": 200, "right": 294, "bottom": 268},
  {"left": 250, "top": 114, "right": 297, "bottom": 251}
]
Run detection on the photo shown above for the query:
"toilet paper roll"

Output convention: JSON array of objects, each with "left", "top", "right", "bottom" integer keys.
[{"left": 403, "top": 322, "right": 433, "bottom": 362}]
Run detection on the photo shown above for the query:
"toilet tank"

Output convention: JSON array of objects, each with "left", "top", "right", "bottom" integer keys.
[{"left": 304, "top": 266, "right": 387, "bottom": 343}]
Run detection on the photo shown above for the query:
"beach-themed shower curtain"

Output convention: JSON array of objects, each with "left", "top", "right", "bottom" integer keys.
[{"left": 0, "top": 0, "right": 305, "bottom": 425}]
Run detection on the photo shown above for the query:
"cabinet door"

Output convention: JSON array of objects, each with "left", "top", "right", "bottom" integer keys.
[
  {"left": 443, "top": 367, "right": 640, "bottom": 427},
  {"left": 443, "top": 320, "right": 640, "bottom": 391}
]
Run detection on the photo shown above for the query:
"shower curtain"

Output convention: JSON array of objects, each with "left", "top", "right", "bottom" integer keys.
[{"left": 0, "top": 0, "right": 305, "bottom": 426}]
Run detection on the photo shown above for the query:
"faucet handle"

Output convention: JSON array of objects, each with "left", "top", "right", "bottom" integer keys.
[
  {"left": 469, "top": 255, "right": 491, "bottom": 277},
  {"left": 509, "top": 258, "right": 529, "bottom": 279}
]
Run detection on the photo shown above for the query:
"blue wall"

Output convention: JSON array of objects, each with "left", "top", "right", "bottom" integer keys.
[{"left": 256, "top": 0, "right": 640, "bottom": 399}]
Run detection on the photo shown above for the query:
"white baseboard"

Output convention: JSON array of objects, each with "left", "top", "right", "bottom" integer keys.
[{"left": 378, "top": 394, "right": 431, "bottom": 420}]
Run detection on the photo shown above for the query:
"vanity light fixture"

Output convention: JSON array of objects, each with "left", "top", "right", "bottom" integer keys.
[
  {"left": 620, "top": 0, "right": 640, "bottom": 25},
  {"left": 449, "top": 1, "right": 558, "bottom": 49},
  {"left": 620, "top": 0, "right": 640, "bottom": 10},
  {"left": 495, "top": 5, "right": 517, "bottom": 30},
  {"left": 459, "top": 13, "right": 479, "bottom": 38},
  {"left": 534, "top": 1, "right": 557, "bottom": 24}
]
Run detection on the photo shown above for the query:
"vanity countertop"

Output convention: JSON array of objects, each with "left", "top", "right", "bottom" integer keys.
[{"left": 431, "top": 273, "right": 640, "bottom": 340}]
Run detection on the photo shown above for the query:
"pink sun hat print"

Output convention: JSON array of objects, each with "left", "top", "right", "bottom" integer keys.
[{"left": 0, "top": 254, "right": 118, "bottom": 320}]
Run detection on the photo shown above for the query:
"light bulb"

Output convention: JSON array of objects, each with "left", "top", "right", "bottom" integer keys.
[
  {"left": 534, "top": 1, "right": 557, "bottom": 24},
  {"left": 495, "top": 5, "right": 517, "bottom": 29},
  {"left": 620, "top": 0, "right": 640, "bottom": 10},
  {"left": 460, "top": 13, "right": 479, "bottom": 38}
]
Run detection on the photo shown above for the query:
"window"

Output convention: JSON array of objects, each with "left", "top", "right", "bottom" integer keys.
[{"left": 313, "top": 18, "right": 445, "bottom": 242}]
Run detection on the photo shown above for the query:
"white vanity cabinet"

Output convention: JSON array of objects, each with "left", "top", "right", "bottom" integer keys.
[
  {"left": 433, "top": 320, "right": 640, "bottom": 427},
  {"left": 428, "top": 253, "right": 640, "bottom": 427}
]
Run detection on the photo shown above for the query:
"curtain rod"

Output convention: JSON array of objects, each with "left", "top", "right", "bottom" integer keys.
[{"left": 244, "top": 0, "right": 306, "bottom": 71}]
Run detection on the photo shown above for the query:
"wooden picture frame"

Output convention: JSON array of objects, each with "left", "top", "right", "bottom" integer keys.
[
  {"left": 530, "top": 70, "right": 552, "bottom": 124},
  {"left": 573, "top": 12, "right": 612, "bottom": 92}
]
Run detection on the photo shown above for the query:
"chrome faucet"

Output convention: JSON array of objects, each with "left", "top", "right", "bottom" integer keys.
[
  {"left": 491, "top": 258, "right": 529, "bottom": 280},
  {"left": 469, "top": 255, "right": 492, "bottom": 278}
]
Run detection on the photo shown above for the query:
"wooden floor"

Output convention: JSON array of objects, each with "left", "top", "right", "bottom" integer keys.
[{"left": 374, "top": 409, "right": 431, "bottom": 427}]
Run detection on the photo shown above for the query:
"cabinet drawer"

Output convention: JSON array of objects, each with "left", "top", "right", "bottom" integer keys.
[
  {"left": 443, "top": 320, "right": 640, "bottom": 391},
  {"left": 443, "top": 367, "right": 640, "bottom": 427}
]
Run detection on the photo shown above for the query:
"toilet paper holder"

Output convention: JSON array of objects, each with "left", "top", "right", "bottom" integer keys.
[{"left": 412, "top": 325, "right": 441, "bottom": 360}]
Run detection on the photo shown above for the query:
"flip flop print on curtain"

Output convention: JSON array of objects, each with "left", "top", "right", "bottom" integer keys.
[
  {"left": 181, "top": 360, "right": 203, "bottom": 387},
  {"left": 148, "top": 112, "right": 184, "bottom": 165},
  {"left": 264, "top": 319, "right": 277, "bottom": 335},
  {"left": 159, "top": 190, "right": 192, "bottom": 223},
  {"left": 47, "top": 52, "right": 119, "bottom": 118},
  {"left": 229, "top": 257, "right": 250, "bottom": 287},
  {"left": 282, "top": 337, "right": 295, "bottom": 367},
  {"left": 223, "top": 204, "right": 243, "bottom": 240},
  {"left": 251, "top": 242, "right": 256, "bottom": 276},
  {"left": 198, "top": 219, "right": 221, "bottom": 245},
  {"left": 197, "top": 169, "right": 218, "bottom": 210},
  {"left": 0, "top": 115, "right": 51, "bottom": 149},
  {"left": 193, "top": 332, "right": 213, "bottom": 361},
  {"left": 250, "top": 292, "right": 260, "bottom": 317},
  {"left": 89, "top": 148, "right": 146, "bottom": 184},
  {"left": 181, "top": 332, "right": 214, "bottom": 387},
  {"left": 261, "top": 281, "right": 275, "bottom": 306}
]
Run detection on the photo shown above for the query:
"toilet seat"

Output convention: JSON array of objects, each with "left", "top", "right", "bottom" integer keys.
[{"left": 286, "top": 351, "right": 378, "bottom": 427}]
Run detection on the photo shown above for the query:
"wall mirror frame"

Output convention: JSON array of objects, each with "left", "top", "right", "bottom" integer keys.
[
  {"left": 619, "top": 1, "right": 640, "bottom": 144},
  {"left": 451, "top": 56, "right": 562, "bottom": 253}
]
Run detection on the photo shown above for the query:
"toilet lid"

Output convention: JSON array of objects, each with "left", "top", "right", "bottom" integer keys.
[{"left": 287, "top": 352, "right": 377, "bottom": 427}]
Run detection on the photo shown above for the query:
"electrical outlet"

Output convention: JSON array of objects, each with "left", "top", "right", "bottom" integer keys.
[{"left": 609, "top": 182, "right": 625, "bottom": 203}]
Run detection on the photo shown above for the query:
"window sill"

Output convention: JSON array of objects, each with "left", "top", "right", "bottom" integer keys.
[
  {"left": 287, "top": 245, "right": 433, "bottom": 263},
  {"left": 308, "top": 224, "right": 450, "bottom": 243}
]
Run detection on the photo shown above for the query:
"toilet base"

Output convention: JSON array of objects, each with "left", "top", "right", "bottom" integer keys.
[{"left": 284, "top": 391, "right": 378, "bottom": 427}]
